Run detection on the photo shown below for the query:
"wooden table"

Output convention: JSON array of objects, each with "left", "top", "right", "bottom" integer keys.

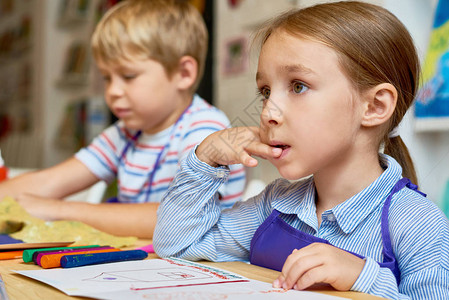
[{"left": 0, "top": 242, "right": 384, "bottom": 299}]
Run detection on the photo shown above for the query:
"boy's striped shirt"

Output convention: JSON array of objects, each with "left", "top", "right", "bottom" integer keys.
[{"left": 76, "top": 95, "right": 245, "bottom": 208}]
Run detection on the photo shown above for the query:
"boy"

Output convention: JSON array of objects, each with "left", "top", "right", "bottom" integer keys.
[{"left": 0, "top": 0, "right": 245, "bottom": 238}]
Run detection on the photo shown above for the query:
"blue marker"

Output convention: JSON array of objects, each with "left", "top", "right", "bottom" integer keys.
[{"left": 60, "top": 250, "right": 148, "bottom": 268}]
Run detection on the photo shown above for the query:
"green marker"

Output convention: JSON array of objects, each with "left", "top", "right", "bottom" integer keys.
[{"left": 23, "top": 245, "right": 101, "bottom": 263}]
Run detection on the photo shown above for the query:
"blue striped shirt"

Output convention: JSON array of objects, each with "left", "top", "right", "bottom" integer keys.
[
  {"left": 75, "top": 95, "right": 246, "bottom": 208},
  {"left": 154, "top": 148, "right": 449, "bottom": 299}
]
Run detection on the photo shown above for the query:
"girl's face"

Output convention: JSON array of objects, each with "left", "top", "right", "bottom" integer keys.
[
  {"left": 257, "top": 31, "right": 364, "bottom": 180},
  {"left": 97, "top": 58, "right": 187, "bottom": 134}
]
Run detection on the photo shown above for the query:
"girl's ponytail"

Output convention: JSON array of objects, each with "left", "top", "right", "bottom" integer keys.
[{"left": 384, "top": 136, "right": 418, "bottom": 185}]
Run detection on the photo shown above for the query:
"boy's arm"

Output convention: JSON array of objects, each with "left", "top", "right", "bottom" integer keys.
[
  {"left": 15, "top": 194, "right": 158, "bottom": 238},
  {"left": 0, "top": 156, "right": 157, "bottom": 238},
  {"left": 0, "top": 157, "right": 99, "bottom": 200}
]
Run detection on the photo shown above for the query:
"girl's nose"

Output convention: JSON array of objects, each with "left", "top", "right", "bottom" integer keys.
[{"left": 260, "top": 99, "right": 283, "bottom": 126}]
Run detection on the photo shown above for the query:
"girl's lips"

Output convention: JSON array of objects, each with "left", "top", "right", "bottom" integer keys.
[
  {"left": 271, "top": 143, "right": 291, "bottom": 159},
  {"left": 275, "top": 146, "right": 290, "bottom": 159}
]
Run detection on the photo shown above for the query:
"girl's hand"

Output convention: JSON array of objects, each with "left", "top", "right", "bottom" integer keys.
[
  {"left": 273, "top": 243, "right": 365, "bottom": 291},
  {"left": 196, "top": 126, "right": 282, "bottom": 167}
]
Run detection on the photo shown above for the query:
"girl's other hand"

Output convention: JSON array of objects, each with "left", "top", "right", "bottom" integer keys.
[
  {"left": 196, "top": 126, "right": 282, "bottom": 167},
  {"left": 273, "top": 243, "right": 365, "bottom": 291}
]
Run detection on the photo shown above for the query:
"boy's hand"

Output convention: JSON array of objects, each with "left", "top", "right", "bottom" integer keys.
[
  {"left": 196, "top": 126, "right": 282, "bottom": 167},
  {"left": 273, "top": 243, "right": 365, "bottom": 291},
  {"left": 15, "top": 193, "right": 63, "bottom": 221}
]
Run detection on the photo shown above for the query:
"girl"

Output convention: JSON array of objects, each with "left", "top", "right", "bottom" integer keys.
[{"left": 154, "top": 1, "right": 449, "bottom": 299}]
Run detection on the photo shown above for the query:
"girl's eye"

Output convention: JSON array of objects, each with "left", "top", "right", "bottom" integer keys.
[
  {"left": 261, "top": 88, "right": 270, "bottom": 99},
  {"left": 102, "top": 75, "right": 111, "bottom": 82},
  {"left": 292, "top": 81, "right": 308, "bottom": 94}
]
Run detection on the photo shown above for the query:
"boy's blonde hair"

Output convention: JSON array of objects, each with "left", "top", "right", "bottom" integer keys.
[{"left": 91, "top": 0, "right": 208, "bottom": 92}]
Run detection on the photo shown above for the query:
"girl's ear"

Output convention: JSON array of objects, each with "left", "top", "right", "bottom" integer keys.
[
  {"left": 175, "top": 56, "right": 198, "bottom": 91},
  {"left": 361, "top": 83, "right": 397, "bottom": 127}
]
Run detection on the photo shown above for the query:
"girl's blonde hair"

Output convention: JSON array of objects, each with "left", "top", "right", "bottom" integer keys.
[
  {"left": 91, "top": 0, "right": 208, "bottom": 92},
  {"left": 256, "top": 1, "right": 420, "bottom": 184}
]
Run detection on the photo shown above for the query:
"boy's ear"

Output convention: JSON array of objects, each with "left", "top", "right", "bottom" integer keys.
[
  {"left": 361, "top": 83, "right": 397, "bottom": 127},
  {"left": 175, "top": 56, "right": 198, "bottom": 91}
]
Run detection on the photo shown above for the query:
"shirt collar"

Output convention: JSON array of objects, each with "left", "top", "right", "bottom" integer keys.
[
  {"left": 272, "top": 177, "right": 319, "bottom": 231},
  {"left": 271, "top": 154, "right": 403, "bottom": 234}
]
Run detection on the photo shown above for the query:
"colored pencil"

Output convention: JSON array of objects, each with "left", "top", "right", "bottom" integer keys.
[
  {"left": 0, "top": 250, "right": 23, "bottom": 260},
  {"left": 60, "top": 249, "right": 148, "bottom": 268},
  {"left": 40, "top": 248, "right": 120, "bottom": 269},
  {"left": 35, "top": 246, "right": 114, "bottom": 265},
  {"left": 23, "top": 244, "right": 100, "bottom": 263}
]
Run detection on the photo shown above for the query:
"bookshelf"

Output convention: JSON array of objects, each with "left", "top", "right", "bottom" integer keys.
[
  {"left": 0, "top": 0, "right": 114, "bottom": 168},
  {"left": 0, "top": 0, "right": 40, "bottom": 167}
]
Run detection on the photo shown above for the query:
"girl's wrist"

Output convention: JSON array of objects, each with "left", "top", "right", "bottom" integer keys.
[{"left": 195, "top": 143, "right": 220, "bottom": 167}]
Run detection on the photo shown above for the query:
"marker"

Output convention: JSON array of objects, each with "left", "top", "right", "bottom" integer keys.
[
  {"left": 40, "top": 248, "right": 120, "bottom": 269},
  {"left": 60, "top": 249, "right": 148, "bottom": 268},
  {"left": 35, "top": 246, "right": 114, "bottom": 265},
  {"left": 135, "top": 243, "right": 154, "bottom": 253},
  {"left": 23, "top": 245, "right": 100, "bottom": 263},
  {"left": 0, "top": 250, "right": 23, "bottom": 260}
]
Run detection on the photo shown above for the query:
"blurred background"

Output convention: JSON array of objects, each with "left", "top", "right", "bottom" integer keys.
[{"left": 0, "top": 0, "right": 448, "bottom": 214}]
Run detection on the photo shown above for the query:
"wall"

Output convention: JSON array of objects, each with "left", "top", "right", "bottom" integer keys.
[
  {"left": 214, "top": 0, "right": 449, "bottom": 207},
  {"left": 0, "top": 0, "right": 109, "bottom": 168},
  {"left": 214, "top": 0, "right": 298, "bottom": 184},
  {"left": 0, "top": 0, "right": 43, "bottom": 168},
  {"left": 40, "top": 0, "right": 106, "bottom": 167},
  {"left": 384, "top": 0, "right": 449, "bottom": 207}
]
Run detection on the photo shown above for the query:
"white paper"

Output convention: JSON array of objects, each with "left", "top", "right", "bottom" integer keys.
[{"left": 16, "top": 258, "right": 348, "bottom": 300}]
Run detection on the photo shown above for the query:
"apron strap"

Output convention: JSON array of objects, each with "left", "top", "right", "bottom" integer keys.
[
  {"left": 380, "top": 177, "right": 426, "bottom": 284},
  {"left": 381, "top": 177, "right": 426, "bottom": 257}
]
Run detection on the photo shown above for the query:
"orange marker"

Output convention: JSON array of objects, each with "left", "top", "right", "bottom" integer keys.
[
  {"left": 0, "top": 250, "right": 23, "bottom": 260},
  {"left": 40, "top": 248, "right": 120, "bottom": 269}
]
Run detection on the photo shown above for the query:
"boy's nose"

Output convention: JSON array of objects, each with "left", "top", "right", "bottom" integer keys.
[{"left": 105, "top": 80, "right": 124, "bottom": 98}]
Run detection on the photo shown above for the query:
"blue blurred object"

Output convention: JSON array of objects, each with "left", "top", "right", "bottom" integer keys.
[{"left": 0, "top": 234, "right": 22, "bottom": 245}]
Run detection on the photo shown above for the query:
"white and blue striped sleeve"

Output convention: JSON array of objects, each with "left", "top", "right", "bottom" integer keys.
[
  {"left": 178, "top": 106, "right": 246, "bottom": 209},
  {"left": 352, "top": 192, "right": 449, "bottom": 299},
  {"left": 154, "top": 147, "right": 264, "bottom": 262}
]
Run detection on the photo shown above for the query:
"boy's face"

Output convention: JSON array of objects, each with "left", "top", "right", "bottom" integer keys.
[
  {"left": 257, "top": 31, "right": 365, "bottom": 181},
  {"left": 97, "top": 58, "right": 187, "bottom": 134}
]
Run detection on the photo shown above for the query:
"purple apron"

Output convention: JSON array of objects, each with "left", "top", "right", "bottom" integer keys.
[{"left": 249, "top": 177, "right": 426, "bottom": 285}]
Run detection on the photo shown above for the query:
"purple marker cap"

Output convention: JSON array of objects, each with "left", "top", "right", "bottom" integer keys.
[{"left": 135, "top": 243, "right": 154, "bottom": 253}]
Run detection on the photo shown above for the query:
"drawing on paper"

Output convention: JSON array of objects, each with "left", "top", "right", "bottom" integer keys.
[{"left": 84, "top": 268, "right": 212, "bottom": 283}]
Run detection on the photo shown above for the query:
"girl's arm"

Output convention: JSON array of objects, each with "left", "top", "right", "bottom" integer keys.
[
  {"left": 357, "top": 203, "right": 449, "bottom": 300},
  {"left": 154, "top": 127, "right": 280, "bottom": 260},
  {"left": 178, "top": 110, "right": 246, "bottom": 209},
  {"left": 154, "top": 148, "right": 271, "bottom": 261}
]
